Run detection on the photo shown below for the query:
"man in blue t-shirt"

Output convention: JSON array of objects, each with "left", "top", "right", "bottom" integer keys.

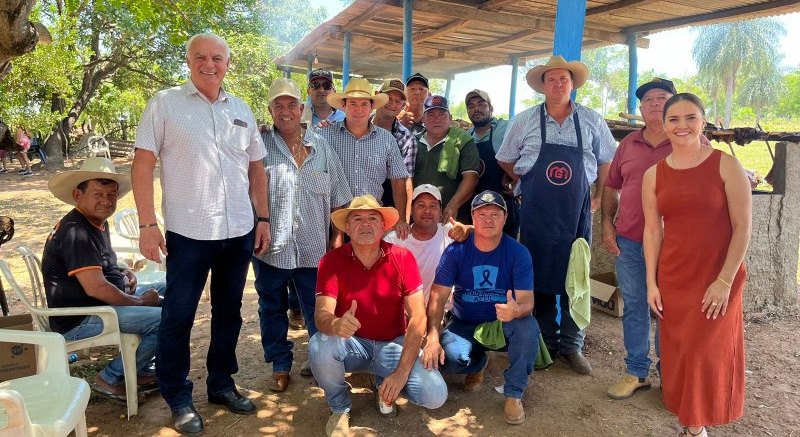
[{"left": 422, "top": 190, "right": 540, "bottom": 425}]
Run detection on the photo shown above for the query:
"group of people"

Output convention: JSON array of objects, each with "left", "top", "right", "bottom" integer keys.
[
  {"left": 0, "top": 122, "right": 34, "bottom": 176},
  {"left": 38, "top": 32, "right": 751, "bottom": 437}
]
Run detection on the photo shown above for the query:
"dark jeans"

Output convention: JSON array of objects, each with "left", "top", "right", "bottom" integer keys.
[
  {"left": 251, "top": 259, "right": 318, "bottom": 372},
  {"left": 157, "top": 229, "right": 254, "bottom": 410},
  {"left": 440, "top": 315, "right": 540, "bottom": 399},
  {"left": 534, "top": 291, "right": 585, "bottom": 355},
  {"left": 287, "top": 281, "right": 301, "bottom": 311}
]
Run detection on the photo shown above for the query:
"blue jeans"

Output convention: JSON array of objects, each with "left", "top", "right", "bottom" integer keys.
[
  {"left": 534, "top": 292, "right": 585, "bottom": 354},
  {"left": 287, "top": 281, "right": 301, "bottom": 311},
  {"left": 157, "top": 230, "right": 254, "bottom": 410},
  {"left": 251, "top": 259, "right": 318, "bottom": 371},
  {"left": 616, "top": 235, "right": 659, "bottom": 378},
  {"left": 308, "top": 333, "right": 447, "bottom": 413},
  {"left": 439, "top": 315, "right": 539, "bottom": 399},
  {"left": 62, "top": 285, "right": 163, "bottom": 386}
]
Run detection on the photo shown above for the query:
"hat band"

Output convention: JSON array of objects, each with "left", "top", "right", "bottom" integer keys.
[{"left": 344, "top": 91, "right": 375, "bottom": 99}]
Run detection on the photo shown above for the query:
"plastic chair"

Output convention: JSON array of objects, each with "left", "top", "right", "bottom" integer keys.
[
  {"left": 1, "top": 248, "right": 142, "bottom": 418},
  {"left": 112, "top": 209, "right": 166, "bottom": 270},
  {"left": 0, "top": 330, "right": 90, "bottom": 437},
  {"left": 87, "top": 135, "right": 110, "bottom": 159}
]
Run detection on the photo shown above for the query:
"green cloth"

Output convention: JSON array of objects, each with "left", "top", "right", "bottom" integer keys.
[
  {"left": 414, "top": 127, "right": 480, "bottom": 209},
  {"left": 565, "top": 237, "right": 592, "bottom": 330},
  {"left": 436, "top": 127, "right": 475, "bottom": 179},
  {"left": 535, "top": 334, "right": 553, "bottom": 369},
  {"left": 474, "top": 320, "right": 505, "bottom": 350}
]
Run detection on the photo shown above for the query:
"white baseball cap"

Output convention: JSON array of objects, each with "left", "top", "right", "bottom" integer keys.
[{"left": 412, "top": 184, "right": 442, "bottom": 202}]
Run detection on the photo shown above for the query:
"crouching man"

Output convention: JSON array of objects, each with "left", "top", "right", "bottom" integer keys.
[
  {"left": 309, "top": 195, "right": 447, "bottom": 437},
  {"left": 422, "top": 191, "right": 540, "bottom": 425}
]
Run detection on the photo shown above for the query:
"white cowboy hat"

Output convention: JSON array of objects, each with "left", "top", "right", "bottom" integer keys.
[
  {"left": 48, "top": 157, "right": 131, "bottom": 205},
  {"left": 330, "top": 195, "right": 399, "bottom": 232},
  {"left": 326, "top": 78, "right": 389, "bottom": 110},
  {"left": 526, "top": 55, "right": 589, "bottom": 94}
]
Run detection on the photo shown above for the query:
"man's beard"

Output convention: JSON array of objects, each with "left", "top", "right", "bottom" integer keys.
[{"left": 471, "top": 116, "right": 491, "bottom": 128}]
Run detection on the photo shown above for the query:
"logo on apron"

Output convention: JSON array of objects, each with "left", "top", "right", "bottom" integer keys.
[{"left": 546, "top": 161, "right": 572, "bottom": 186}]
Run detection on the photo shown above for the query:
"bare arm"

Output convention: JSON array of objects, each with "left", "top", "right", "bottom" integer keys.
[
  {"left": 391, "top": 177, "right": 410, "bottom": 224},
  {"left": 248, "top": 160, "right": 270, "bottom": 256},
  {"left": 498, "top": 161, "right": 519, "bottom": 183},
  {"left": 442, "top": 172, "right": 478, "bottom": 223},
  {"left": 75, "top": 270, "right": 159, "bottom": 306},
  {"left": 600, "top": 185, "right": 621, "bottom": 256},
  {"left": 380, "top": 290, "right": 426, "bottom": 404},
  {"left": 592, "top": 163, "right": 610, "bottom": 213},
  {"left": 641, "top": 166, "right": 663, "bottom": 318},
  {"left": 131, "top": 149, "right": 167, "bottom": 262},
  {"left": 421, "top": 284, "right": 453, "bottom": 369}
]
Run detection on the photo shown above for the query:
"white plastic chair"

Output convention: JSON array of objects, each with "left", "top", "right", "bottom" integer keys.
[
  {"left": 112, "top": 209, "right": 166, "bottom": 271},
  {"left": 0, "top": 329, "right": 90, "bottom": 437},
  {"left": 86, "top": 134, "right": 110, "bottom": 159},
  {"left": 1, "top": 248, "right": 142, "bottom": 418}
]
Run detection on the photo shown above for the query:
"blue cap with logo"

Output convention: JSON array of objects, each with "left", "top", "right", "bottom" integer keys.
[
  {"left": 471, "top": 190, "right": 507, "bottom": 212},
  {"left": 424, "top": 95, "right": 449, "bottom": 113}
]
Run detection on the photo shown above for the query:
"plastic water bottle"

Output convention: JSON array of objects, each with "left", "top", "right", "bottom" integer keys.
[{"left": 68, "top": 353, "right": 79, "bottom": 364}]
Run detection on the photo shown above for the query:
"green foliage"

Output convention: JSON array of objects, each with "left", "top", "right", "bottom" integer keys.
[
  {"left": 450, "top": 101, "right": 467, "bottom": 120},
  {"left": 776, "top": 70, "right": 800, "bottom": 118},
  {"left": 581, "top": 46, "right": 628, "bottom": 116}
]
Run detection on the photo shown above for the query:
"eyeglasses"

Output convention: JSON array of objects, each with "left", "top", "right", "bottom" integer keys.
[{"left": 309, "top": 82, "right": 333, "bottom": 90}]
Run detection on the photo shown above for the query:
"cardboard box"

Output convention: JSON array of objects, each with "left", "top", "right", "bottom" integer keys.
[
  {"left": 0, "top": 314, "right": 38, "bottom": 381},
  {"left": 590, "top": 272, "right": 624, "bottom": 318}
]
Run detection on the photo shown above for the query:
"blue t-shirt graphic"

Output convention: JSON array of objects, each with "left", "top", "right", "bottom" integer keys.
[{"left": 434, "top": 234, "right": 534, "bottom": 324}]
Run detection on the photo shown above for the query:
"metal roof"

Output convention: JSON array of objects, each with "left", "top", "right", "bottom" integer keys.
[{"left": 276, "top": 0, "right": 800, "bottom": 80}]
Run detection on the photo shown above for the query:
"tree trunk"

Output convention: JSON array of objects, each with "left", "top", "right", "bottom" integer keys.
[
  {"left": 723, "top": 76, "right": 735, "bottom": 128},
  {"left": 0, "top": 0, "right": 40, "bottom": 81}
]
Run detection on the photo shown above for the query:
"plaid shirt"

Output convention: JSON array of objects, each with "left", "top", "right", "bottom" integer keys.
[
  {"left": 373, "top": 117, "right": 417, "bottom": 175},
  {"left": 255, "top": 129, "right": 352, "bottom": 269},
  {"left": 316, "top": 121, "right": 409, "bottom": 200},
  {"left": 496, "top": 102, "right": 616, "bottom": 184}
]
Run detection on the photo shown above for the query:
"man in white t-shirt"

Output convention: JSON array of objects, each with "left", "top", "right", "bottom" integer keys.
[{"left": 384, "top": 184, "right": 470, "bottom": 306}]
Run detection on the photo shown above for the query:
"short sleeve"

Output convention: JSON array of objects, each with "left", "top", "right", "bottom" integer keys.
[
  {"left": 135, "top": 93, "right": 165, "bottom": 155},
  {"left": 397, "top": 248, "right": 423, "bottom": 296},
  {"left": 433, "top": 242, "right": 462, "bottom": 288},
  {"left": 605, "top": 138, "right": 628, "bottom": 189},
  {"left": 59, "top": 224, "right": 104, "bottom": 276},
  {"left": 245, "top": 106, "right": 266, "bottom": 162},
  {"left": 459, "top": 139, "right": 480, "bottom": 174},
  {"left": 495, "top": 114, "right": 525, "bottom": 164},
  {"left": 590, "top": 111, "right": 617, "bottom": 164},
  {"left": 316, "top": 251, "right": 341, "bottom": 298}
]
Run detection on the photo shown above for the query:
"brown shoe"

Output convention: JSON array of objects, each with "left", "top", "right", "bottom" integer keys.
[
  {"left": 607, "top": 374, "right": 651, "bottom": 400},
  {"left": 463, "top": 358, "right": 488, "bottom": 392},
  {"left": 268, "top": 371, "right": 290, "bottom": 392},
  {"left": 503, "top": 398, "right": 525, "bottom": 425},
  {"left": 560, "top": 351, "right": 592, "bottom": 374},
  {"left": 137, "top": 374, "right": 158, "bottom": 386},
  {"left": 288, "top": 309, "right": 305, "bottom": 330}
]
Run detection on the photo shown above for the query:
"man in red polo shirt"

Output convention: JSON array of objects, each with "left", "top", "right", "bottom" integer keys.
[{"left": 310, "top": 195, "right": 447, "bottom": 437}]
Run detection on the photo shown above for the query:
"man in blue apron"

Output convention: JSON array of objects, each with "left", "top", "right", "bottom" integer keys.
[
  {"left": 465, "top": 89, "right": 516, "bottom": 236},
  {"left": 496, "top": 56, "right": 617, "bottom": 374}
]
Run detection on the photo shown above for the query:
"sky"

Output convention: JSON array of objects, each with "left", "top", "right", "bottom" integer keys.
[{"left": 306, "top": 1, "right": 800, "bottom": 114}]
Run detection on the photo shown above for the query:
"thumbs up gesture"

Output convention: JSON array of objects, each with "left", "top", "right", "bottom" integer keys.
[
  {"left": 333, "top": 300, "right": 362, "bottom": 338},
  {"left": 495, "top": 290, "right": 519, "bottom": 322},
  {"left": 446, "top": 217, "right": 472, "bottom": 243}
]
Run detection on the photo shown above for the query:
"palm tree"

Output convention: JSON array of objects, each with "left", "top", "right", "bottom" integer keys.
[
  {"left": 738, "top": 64, "right": 783, "bottom": 126},
  {"left": 692, "top": 18, "right": 785, "bottom": 127}
]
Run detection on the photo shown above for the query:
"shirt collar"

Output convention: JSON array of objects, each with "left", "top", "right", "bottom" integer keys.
[
  {"left": 184, "top": 80, "right": 229, "bottom": 103},
  {"left": 347, "top": 241, "right": 389, "bottom": 259}
]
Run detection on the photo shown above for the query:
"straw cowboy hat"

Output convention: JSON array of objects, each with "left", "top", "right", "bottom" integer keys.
[
  {"left": 326, "top": 78, "right": 389, "bottom": 110},
  {"left": 526, "top": 55, "right": 589, "bottom": 94},
  {"left": 331, "top": 195, "right": 399, "bottom": 232},
  {"left": 48, "top": 157, "right": 131, "bottom": 205}
]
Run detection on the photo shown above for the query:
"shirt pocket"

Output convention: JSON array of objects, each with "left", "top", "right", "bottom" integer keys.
[{"left": 304, "top": 171, "right": 332, "bottom": 199}]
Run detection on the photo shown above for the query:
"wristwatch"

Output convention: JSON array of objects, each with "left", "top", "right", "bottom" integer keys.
[{"left": 257, "top": 217, "right": 270, "bottom": 223}]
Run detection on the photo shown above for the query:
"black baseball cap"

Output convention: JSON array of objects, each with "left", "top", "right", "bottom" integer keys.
[
  {"left": 635, "top": 77, "right": 677, "bottom": 100},
  {"left": 309, "top": 68, "right": 333, "bottom": 83},
  {"left": 406, "top": 72, "right": 429, "bottom": 88},
  {"left": 471, "top": 190, "right": 507, "bottom": 212}
]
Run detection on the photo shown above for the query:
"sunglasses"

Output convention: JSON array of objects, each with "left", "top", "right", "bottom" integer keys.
[{"left": 309, "top": 82, "right": 333, "bottom": 90}]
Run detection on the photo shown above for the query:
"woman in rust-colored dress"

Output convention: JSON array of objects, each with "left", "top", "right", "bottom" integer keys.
[{"left": 642, "top": 93, "right": 752, "bottom": 437}]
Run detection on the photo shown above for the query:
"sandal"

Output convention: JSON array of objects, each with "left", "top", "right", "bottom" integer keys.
[{"left": 679, "top": 427, "right": 707, "bottom": 437}]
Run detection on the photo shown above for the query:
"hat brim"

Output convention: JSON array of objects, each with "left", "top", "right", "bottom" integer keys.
[
  {"left": 48, "top": 171, "right": 131, "bottom": 206},
  {"left": 331, "top": 206, "right": 399, "bottom": 233},
  {"left": 526, "top": 61, "right": 589, "bottom": 94},
  {"left": 327, "top": 92, "right": 389, "bottom": 110}
]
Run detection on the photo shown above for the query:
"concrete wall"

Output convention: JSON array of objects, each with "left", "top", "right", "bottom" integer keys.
[{"left": 591, "top": 142, "right": 800, "bottom": 315}]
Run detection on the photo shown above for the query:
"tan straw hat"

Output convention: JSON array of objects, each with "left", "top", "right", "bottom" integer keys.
[
  {"left": 326, "top": 78, "right": 389, "bottom": 110},
  {"left": 268, "top": 78, "right": 302, "bottom": 103},
  {"left": 48, "top": 157, "right": 131, "bottom": 205},
  {"left": 330, "top": 195, "right": 399, "bottom": 232},
  {"left": 526, "top": 55, "right": 589, "bottom": 94}
]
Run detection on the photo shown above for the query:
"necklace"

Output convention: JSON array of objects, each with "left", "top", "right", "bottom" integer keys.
[
  {"left": 280, "top": 129, "right": 308, "bottom": 164},
  {"left": 669, "top": 148, "right": 704, "bottom": 169}
]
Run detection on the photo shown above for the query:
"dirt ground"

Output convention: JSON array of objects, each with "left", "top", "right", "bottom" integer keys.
[{"left": 1, "top": 160, "right": 799, "bottom": 437}]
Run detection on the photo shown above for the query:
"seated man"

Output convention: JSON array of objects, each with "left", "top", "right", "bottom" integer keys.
[
  {"left": 422, "top": 191, "right": 540, "bottom": 425},
  {"left": 41, "top": 157, "right": 163, "bottom": 400},
  {"left": 384, "top": 184, "right": 470, "bottom": 306},
  {"left": 310, "top": 195, "right": 447, "bottom": 437}
]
